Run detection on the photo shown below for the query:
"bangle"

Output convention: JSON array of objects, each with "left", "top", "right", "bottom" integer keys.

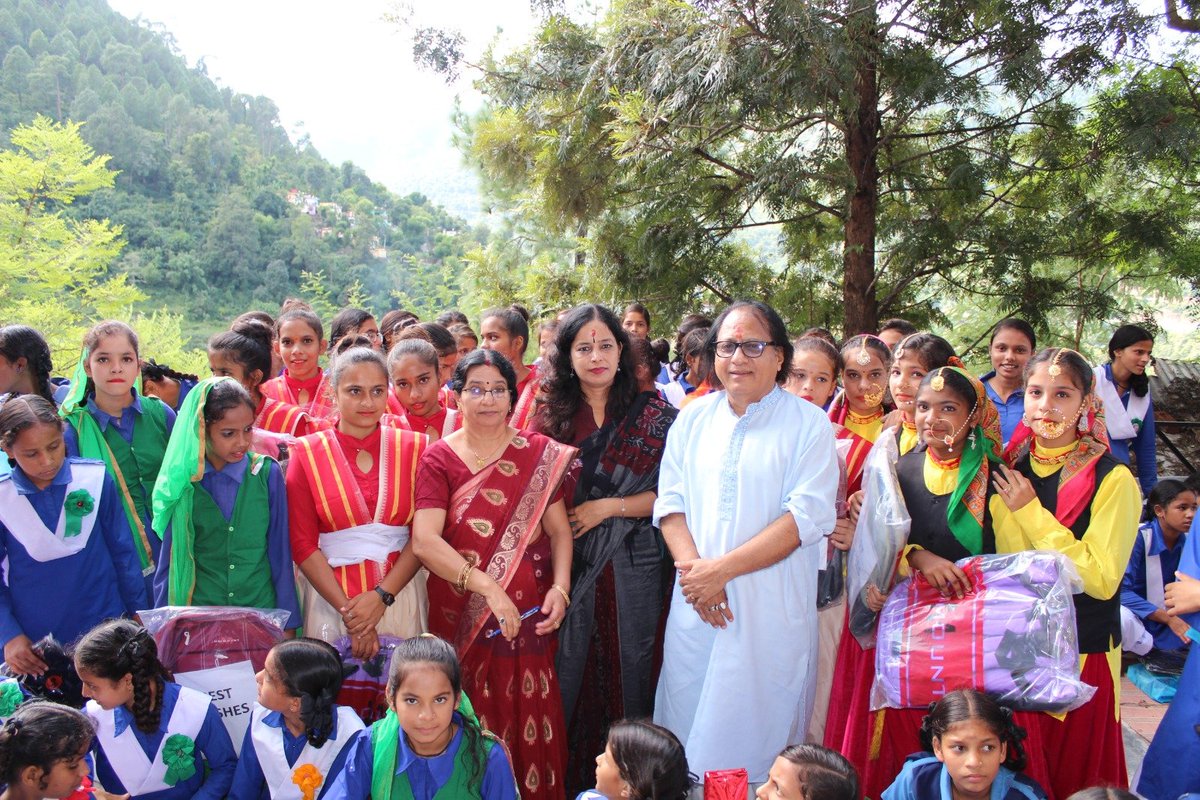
[
  {"left": 620, "top": 496, "right": 626, "bottom": 517},
  {"left": 551, "top": 583, "right": 571, "bottom": 607},
  {"left": 454, "top": 558, "right": 476, "bottom": 594}
]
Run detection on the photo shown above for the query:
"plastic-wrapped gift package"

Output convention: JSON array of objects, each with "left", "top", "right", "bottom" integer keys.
[
  {"left": 871, "top": 551, "right": 1097, "bottom": 712},
  {"left": 334, "top": 635, "right": 404, "bottom": 725},
  {"left": 846, "top": 432, "right": 911, "bottom": 647},
  {"left": 141, "top": 605, "right": 289, "bottom": 752}
]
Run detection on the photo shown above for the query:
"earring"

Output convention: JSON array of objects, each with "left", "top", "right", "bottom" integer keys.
[
  {"left": 968, "top": 430, "right": 977, "bottom": 448},
  {"left": 1021, "top": 413, "right": 1031, "bottom": 427},
  {"left": 1078, "top": 410, "right": 1088, "bottom": 433}
]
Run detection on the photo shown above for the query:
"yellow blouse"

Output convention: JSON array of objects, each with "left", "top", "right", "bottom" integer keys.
[
  {"left": 844, "top": 410, "right": 884, "bottom": 444},
  {"left": 899, "top": 422, "right": 919, "bottom": 456}
]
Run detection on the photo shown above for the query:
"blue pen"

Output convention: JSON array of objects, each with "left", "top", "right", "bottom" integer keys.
[{"left": 485, "top": 607, "right": 542, "bottom": 638}]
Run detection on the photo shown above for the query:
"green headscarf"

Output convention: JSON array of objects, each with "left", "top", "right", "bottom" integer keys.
[
  {"left": 150, "top": 377, "right": 236, "bottom": 605},
  {"left": 59, "top": 347, "right": 154, "bottom": 570}
]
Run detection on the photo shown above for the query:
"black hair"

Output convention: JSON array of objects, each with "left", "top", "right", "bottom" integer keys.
[
  {"left": 990, "top": 318, "right": 1036, "bottom": 351},
  {"left": 74, "top": 620, "right": 172, "bottom": 735},
  {"left": 0, "top": 395, "right": 63, "bottom": 463},
  {"left": 275, "top": 309, "right": 324, "bottom": 341},
  {"left": 233, "top": 310, "right": 275, "bottom": 329},
  {"left": 142, "top": 360, "right": 198, "bottom": 385},
  {"left": 435, "top": 310, "right": 469, "bottom": 328},
  {"left": 776, "top": 744, "right": 860, "bottom": 800},
  {"left": 1062, "top": 789, "right": 1140, "bottom": 800},
  {"left": 628, "top": 337, "right": 662, "bottom": 380},
  {"left": 1107, "top": 324, "right": 1154, "bottom": 398},
  {"left": 799, "top": 327, "right": 837, "bottom": 347},
  {"left": 893, "top": 332, "right": 958, "bottom": 372},
  {"left": 449, "top": 324, "right": 478, "bottom": 347},
  {"left": 534, "top": 304, "right": 639, "bottom": 443},
  {"left": 918, "top": 367, "right": 978, "bottom": 410},
  {"left": 329, "top": 308, "right": 376, "bottom": 350},
  {"left": 0, "top": 701, "right": 92, "bottom": 785},
  {"left": 387, "top": 636, "right": 488, "bottom": 791},
  {"left": 1024, "top": 348, "right": 1093, "bottom": 395},
  {"left": 879, "top": 318, "right": 919, "bottom": 337},
  {"left": 839, "top": 334, "right": 892, "bottom": 372},
  {"left": 680, "top": 328, "right": 713, "bottom": 385},
  {"left": 270, "top": 638, "right": 349, "bottom": 748},
  {"left": 451, "top": 349, "right": 520, "bottom": 409},
  {"left": 670, "top": 314, "right": 712, "bottom": 375},
  {"left": 1144, "top": 477, "right": 1195, "bottom": 524},
  {"left": 0, "top": 326, "right": 55, "bottom": 406},
  {"left": 203, "top": 379, "right": 256, "bottom": 426},
  {"left": 793, "top": 336, "right": 841, "bottom": 380},
  {"left": 208, "top": 319, "right": 274, "bottom": 389},
  {"left": 649, "top": 337, "right": 670, "bottom": 366},
  {"left": 623, "top": 302, "right": 651, "bottom": 329},
  {"left": 387, "top": 339, "right": 440, "bottom": 374},
  {"left": 279, "top": 298, "right": 313, "bottom": 314},
  {"left": 12, "top": 636, "right": 85, "bottom": 710},
  {"left": 418, "top": 322, "right": 456, "bottom": 356},
  {"left": 480, "top": 306, "right": 530, "bottom": 357},
  {"left": 380, "top": 310, "right": 420, "bottom": 353},
  {"left": 607, "top": 719, "right": 693, "bottom": 800},
  {"left": 919, "top": 688, "right": 1027, "bottom": 772},
  {"left": 509, "top": 303, "right": 531, "bottom": 323},
  {"left": 701, "top": 300, "right": 793, "bottom": 384},
  {"left": 329, "top": 346, "right": 388, "bottom": 389}
]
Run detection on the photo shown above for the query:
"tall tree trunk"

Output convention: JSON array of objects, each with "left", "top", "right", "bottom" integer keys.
[{"left": 842, "top": 1, "right": 881, "bottom": 337}]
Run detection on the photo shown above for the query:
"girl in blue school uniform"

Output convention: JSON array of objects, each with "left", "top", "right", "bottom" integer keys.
[
  {"left": 0, "top": 396, "right": 147, "bottom": 676},
  {"left": 325, "top": 635, "right": 517, "bottom": 800},
  {"left": 74, "top": 619, "right": 236, "bottom": 800},
  {"left": 150, "top": 378, "right": 301, "bottom": 632},
  {"left": 229, "top": 638, "right": 365, "bottom": 800},
  {"left": 60, "top": 321, "right": 176, "bottom": 587}
]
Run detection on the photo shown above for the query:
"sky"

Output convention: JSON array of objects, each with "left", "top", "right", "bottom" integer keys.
[{"left": 106, "top": 0, "right": 544, "bottom": 219}]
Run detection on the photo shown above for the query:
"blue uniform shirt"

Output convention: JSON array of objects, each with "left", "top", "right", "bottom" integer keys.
[
  {"left": 91, "top": 681, "right": 237, "bottom": 800},
  {"left": 0, "top": 459, "right": 148, "bottom": 646},
  {"left": 1121, "top": 519, "right": 1189, "bottom": 651},
  {"left": 980, "top": 370, "right": 1025, "bottom": 447},
  {"left": 152, "top": 457, "right": 300, "bottom": 628},
  {"left": 228, "top": 707, "right": 356, "bottom": 800}
]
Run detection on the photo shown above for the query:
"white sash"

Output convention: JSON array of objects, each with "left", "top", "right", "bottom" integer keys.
[
  {"left": 0, "top": 461, "right": 105, "bottom": 562},
  {"left": 318, "top": 522, "right": 408, "bottom": 567},
  {"left": 1093, "top": 365, "right": 1150, "bottom": 442},
  {"left": 1141, "top": 522, "right": 1165, "bottom": 610},
  {"left": 251, "top": 703, "right": 365, "bottom": 799},
  {"left": 87, "top": 684, "right": 211, "bottom": 796}
]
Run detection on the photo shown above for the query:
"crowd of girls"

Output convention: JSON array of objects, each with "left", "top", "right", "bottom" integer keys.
[{"left": 0, "top": 300, "right": 1185, "bottom": 799}]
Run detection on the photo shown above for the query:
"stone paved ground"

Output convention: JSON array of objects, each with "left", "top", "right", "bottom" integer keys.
[{"left": 1121, "top": 673, "right": 1169, "bottom": 783}]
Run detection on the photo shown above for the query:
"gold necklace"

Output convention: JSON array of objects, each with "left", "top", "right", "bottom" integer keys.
[
  {"left": 847, "top": 407, "right": 883, "bottom": 425},
  {"left": 467, "top": 431, "right": 511, "bottom": 468},
  {"left": 1031, "top": 445, "right": 1072, "bottom": 466}
]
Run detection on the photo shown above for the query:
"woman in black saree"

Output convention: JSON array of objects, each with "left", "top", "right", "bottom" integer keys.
[{"left": 530, "top": 303, "right": 678, "bottom": 795}]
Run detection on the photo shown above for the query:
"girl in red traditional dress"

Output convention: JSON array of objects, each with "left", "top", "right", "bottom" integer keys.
[
  {"left": 381, "top": 339, "right": 461, "bottom": 442},
  {"left": 261, "top": 310, "right": 333, "bottom": 421},
  {"left": 287, "top": 346, "right": 429, "bottom": 659},
  {"left": 412, "top": 348, "right": 575, "bottom": 800}
]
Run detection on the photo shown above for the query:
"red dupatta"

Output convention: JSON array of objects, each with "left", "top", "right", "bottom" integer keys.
[
  {"left": 429, "top": 433, "right": 576, "bottom": 655},
  {"left": 833, "top": 423, "right": 873, "bottom": 496}
]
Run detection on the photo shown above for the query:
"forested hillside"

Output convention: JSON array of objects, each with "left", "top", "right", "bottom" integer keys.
[{"left": 0, "top": 0, "right": 482, "bottom": 332}]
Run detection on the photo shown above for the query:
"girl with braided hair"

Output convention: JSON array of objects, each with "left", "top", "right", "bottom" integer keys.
[
  {"left": 229, "top": 638, "right": 366, "bottom": 800},
  {"left": 0, "top": 701, "right": 93, "bottom": 800},
  {"left": 74, "top": 619, "right": 236, "bottom": 800},
  {"left": 0, "top": 326, "right": 57, "bottom": 480},
  {"left": 882, "top": 689, "right": 1047, "bottom": 800}
]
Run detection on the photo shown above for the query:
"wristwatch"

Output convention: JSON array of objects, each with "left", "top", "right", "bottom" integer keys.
[{"left": 374, "top": 586, "right": 396, "bottom": 606}]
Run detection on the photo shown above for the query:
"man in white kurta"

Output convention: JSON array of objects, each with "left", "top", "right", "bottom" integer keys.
[{"left": 653, "top": 384, "right": 839, "bottom": 782}]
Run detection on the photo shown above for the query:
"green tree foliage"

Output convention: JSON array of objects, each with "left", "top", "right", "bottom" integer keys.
[
  {"left": 422, "top": 0, "right": 1196, "bottom": 339},
  {"left": 0, "top": 0, "right": 479, "bottom": 340}
]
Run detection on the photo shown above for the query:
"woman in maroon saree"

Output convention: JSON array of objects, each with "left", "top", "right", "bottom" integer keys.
[{"left": 413, "top": 348, "right": 576, "bottom": 800}]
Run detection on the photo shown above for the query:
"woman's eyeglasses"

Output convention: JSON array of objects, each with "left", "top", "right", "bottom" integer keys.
[
  {"left": 463, "top": 387, "right": 508, "bottom": 400},
  {"left": 714, "top": 340, "right": 774, "bottom": 358}
]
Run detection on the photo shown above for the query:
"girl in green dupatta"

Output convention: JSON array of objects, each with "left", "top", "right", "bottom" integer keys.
[
  {"left": 325, "top": 635, "right": 518, "bottom": 800},
  {"left": 60, "top": 321, "right": 175, "bottom": 585},
  {"left": 150, "top": 378, "right": 300, "bottom": 631}
]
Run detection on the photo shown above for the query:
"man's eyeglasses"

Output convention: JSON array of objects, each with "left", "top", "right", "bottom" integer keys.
[
  {"left": 463, "top": 387, "right": 508, "bottom": 400},
  {"left": 714, "top": 340, "right": 774, "bottom": 359}
]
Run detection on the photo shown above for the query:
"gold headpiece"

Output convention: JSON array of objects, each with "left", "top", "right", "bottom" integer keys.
[
  {"left": 930, "top": 367, "right": 945, "bottom": 392},
  {"left": 855, "top": 336, "right": 872, "bottom": 366}
]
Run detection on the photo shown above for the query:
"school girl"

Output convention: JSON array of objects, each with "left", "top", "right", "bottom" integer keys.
[
  {"left": 0, "top": 396, "right": 147, "bottom": 675},
  {"left": 76, "top": 620, "right": 237, "bottom": 800},
  {"left": 382, "top": 340, "right": 461, "bottom": 442},
  {"left": 0, "top": 326, "right": 56, "bottom": 480},
  {"left": 577, "top": 720, "right": 691, "bottom": 800},
  {"left": 60, "top": 321, "right": 175, "bottom": 584},
  {"left": 981, "top": 319, "right": 1036, "bottom": 447},
  {"left": 209, "top": 319, "right": 325, "bottom": 456},
  {"left": 992, "top": 347, "right": 1142, "bottom": 799},
  {"left": 1119, "top": 478, "right": 1197, "bottom": 658},
  {"left": 1093, "top": 324, "right": 1157, "bottom": 494},
  {"left": 150, "top": 378, "right": 301, "bottom": 631},
  {"left": 261, "top": 310, "right": 333, "bottom": 420},
  {"left": 287, "top": 346, "right": 428, "bottom": 655},
  {"left": 229, "top": 638, "right": 366, "bottom": 800},
  {"left": 325, "top": 635, "right": 517, "bottom": 800},
  {"left": 882, "top": 689, "right": 1048, "bottom": 800},
  {"left": 0, "top": 701, "right": 93, "bottom": 800}
]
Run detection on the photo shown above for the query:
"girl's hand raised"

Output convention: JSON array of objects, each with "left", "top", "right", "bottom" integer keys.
[{"left": 993, "top": 464, "right": 1037, "bottom": 511}]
